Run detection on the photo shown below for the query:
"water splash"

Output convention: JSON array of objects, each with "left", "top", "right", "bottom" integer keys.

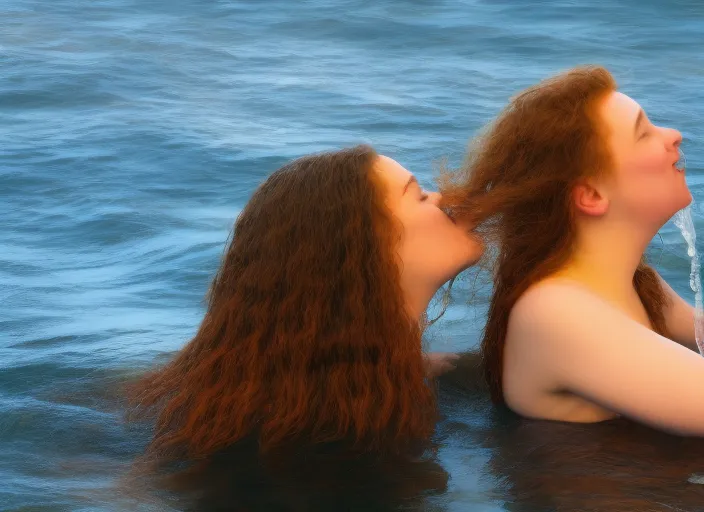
[
  {"left": 673, "top": 205, "right": 704, "bottom": 356},
  {"left": 672, "top": 146, "right": 704, "bottom": 355}
]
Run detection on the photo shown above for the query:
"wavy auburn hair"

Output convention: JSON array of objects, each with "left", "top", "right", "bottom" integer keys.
[
  {"left": 127, "top": 145, "right": 437, "bottom": 468},
  {"left": 440, "top": 66, "right": 670, "bottom": 403}
]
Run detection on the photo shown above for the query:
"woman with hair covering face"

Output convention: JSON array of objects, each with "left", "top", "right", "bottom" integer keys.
[
  {"left": 126, "top": 145, "right": 483, "bottom": 484},
  {"left": 441, "top": 66, "right": 704, "bottom": 436}
]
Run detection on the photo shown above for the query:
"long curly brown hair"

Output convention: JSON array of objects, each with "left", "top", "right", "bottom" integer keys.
[
  {"left": 127, "top": 145, "right": 437, "bottom": 468},
  {"left": 440, "top": 66, "right": 670, "bottom": 404}
]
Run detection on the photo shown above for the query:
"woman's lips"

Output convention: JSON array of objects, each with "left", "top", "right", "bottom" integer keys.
[
  {"left": 442, "top": 206, "right": 479, "bottom": 231},
  {"left": 442, "top": 207, "right": 458, "bottom": 224},
  {"left": 675, "top": 149, "right": 686, "bottom": 173}
]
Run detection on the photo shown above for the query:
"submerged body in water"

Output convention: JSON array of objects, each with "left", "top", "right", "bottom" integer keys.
[
  {"left": 78, "top": 358, "right": 704, "bottom": 512},
  {"left": 439, "top": 355, "right": 704, "bottom": 512}
]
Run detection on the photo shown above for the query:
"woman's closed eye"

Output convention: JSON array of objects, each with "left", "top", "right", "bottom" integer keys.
[{"left": 413, "top": 182, "right": 429, "bottom": 201}]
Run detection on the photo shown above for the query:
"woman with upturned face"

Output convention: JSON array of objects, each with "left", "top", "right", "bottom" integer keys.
[{"left": 442, "top": 66, "right": 704, "bottom": 435}]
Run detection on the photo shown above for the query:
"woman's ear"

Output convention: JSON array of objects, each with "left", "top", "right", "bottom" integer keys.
[{"left": 572, "top": 179, "right": 609, "bottom": 217}]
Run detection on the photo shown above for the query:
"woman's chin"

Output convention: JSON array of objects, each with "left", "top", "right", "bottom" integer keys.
[
  {"left": 456, "top": 252, "right": 483, "bottom": 274},
  {"left": 674, "top": 191, "right": 694, "bottom": 213}
]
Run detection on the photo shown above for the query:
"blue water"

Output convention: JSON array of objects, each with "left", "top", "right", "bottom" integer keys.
[{"left": 3, "top": 0, "right": 704, "bottom": 510}]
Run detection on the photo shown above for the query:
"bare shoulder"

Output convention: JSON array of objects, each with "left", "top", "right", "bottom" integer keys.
[
  {"left": 509, "top": 279, "right": 603, "bottom": 332},
  {"left": 507, "top": 276, "right": 694, "bottom": 372},
  {"left": 506, "top": 277, "right": 638, "bottom": 360},
  {"left": 503, "top": 279, "right": 596, "bottom": 382},
  {"left": 505, "top": 278, "right": 704, "bottom": 436},
  {"left": 502, "top": 280, "right": 597, "bottom": 415}
]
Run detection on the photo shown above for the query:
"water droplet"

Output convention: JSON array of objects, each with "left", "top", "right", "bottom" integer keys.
[{"left": 688, "top": 473, "right": 704, "bottom": 484}]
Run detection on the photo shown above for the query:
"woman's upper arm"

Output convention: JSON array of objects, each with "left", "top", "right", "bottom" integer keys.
[{"left": 513, "top": 284, "right": 704, "bottom": 436}]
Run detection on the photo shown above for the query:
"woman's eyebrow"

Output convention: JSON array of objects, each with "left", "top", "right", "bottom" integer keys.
[
  {"left": 633, "top": 109, "right": 645, "bottom": 136},
  {"left": 402, "top": 176, "right": 418, "bottom": 195}
]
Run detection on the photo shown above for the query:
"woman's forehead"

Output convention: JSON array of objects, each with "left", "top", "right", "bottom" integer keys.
[
  {"left": 375, "top": 155, "right": 412, "bottom": 190},
  {"left": 601, "top": 91, "right": 641, "bottom": 135}
]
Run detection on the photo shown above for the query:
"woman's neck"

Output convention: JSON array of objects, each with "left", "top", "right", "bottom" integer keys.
[
  {"left": 553, "top": 217, "right": 656, "bottom": 303},
  {"left": 405, "top": 289, "right": 434, "bottom": 324}
]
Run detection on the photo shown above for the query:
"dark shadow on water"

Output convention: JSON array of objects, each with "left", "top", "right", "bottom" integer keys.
[
  {"left": 150, "top": 439, "right": 449, "bottom": 512},
  {"left": 41, "top": 364, "right": 446, "bottom": 512}
]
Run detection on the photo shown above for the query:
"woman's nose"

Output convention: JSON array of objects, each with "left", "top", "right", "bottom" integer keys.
[{"left": 666, "top": 127, "right": 682, "bottom": 150}]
